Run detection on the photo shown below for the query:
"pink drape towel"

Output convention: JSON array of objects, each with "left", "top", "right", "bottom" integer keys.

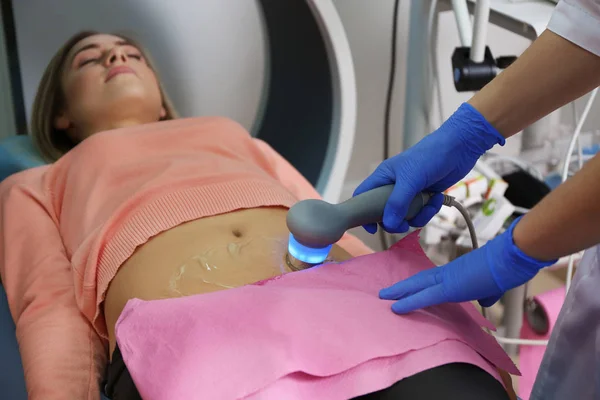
[{"left": 115, "top": 232, "right": 518, "bottom": 399}]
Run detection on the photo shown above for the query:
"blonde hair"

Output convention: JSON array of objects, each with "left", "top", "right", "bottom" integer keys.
[{"left": 31, "top": 31, "right": 178, "bottom": 162}]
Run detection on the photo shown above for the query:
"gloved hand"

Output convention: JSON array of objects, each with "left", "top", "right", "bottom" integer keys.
[
  {"left": 380, "top": 218, "right": 557, "bottom": 313},
  {"left": 354, "top": 103, "right": 505, "bottom": 234}
]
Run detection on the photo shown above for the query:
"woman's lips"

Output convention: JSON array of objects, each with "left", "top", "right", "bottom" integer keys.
[{"left": 105, "top": 66, "right": 136, "bottom": 82}]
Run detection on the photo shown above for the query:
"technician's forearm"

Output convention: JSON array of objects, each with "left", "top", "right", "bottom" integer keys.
[
  {"left": 469, "top": 30, "right": 600, "bottom": 138},
  {"left": 513, "top": 153, "right": 600, "bottom": 261}
]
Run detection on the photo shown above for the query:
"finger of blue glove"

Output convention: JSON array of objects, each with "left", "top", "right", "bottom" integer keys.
[
  {"left": 478, "top": 294, "right": 503, "bottom": 308},
  {"left": 353, "top": 171, "right": 392, "bottom": 197},
  {"left": 398, "top": 220, "right": 410, "bottom": 234},
  {"left": 390, "top": 284, "right": 447, "bottom": 314},
  {"left": 354, "top": 170, "right": 397, "bottom": 234},
  {"left": 382, "top": 182, "right": 418, "bottom": 232},
  {"left": 408, "top": 192, "right": 444, "bottom": 227},
  {"left": 379, "top": 268, "right": 440, "bottom": 300},
  {"left": 381, "top": 220, "right": 410, "bottom": 234},
  {"left": 362, "top": 223, "right": 378, "bottom": 235}
]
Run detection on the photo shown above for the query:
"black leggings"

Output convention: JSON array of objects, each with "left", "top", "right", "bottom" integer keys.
[{"left": 105, "top": 345, "right": 508, "bottom": 400}]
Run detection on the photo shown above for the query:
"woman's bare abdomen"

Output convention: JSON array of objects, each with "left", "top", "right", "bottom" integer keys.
[{"left": 104, "top": 207, "right": 352, "bottom": 355}]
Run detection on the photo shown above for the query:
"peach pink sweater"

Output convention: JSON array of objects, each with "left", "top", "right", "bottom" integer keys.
[{"left": 0, "top": 117, "right": 371, "bottom": 399}]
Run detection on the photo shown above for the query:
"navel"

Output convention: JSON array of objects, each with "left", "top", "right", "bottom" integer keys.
[{"left": 232, "top": 229, "right": 243, "bottom": 238}]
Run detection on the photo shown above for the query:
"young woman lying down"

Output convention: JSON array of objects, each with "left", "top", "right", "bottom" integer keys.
[{"left": 0, "top": 31, "right": 518, "bottom": 400}]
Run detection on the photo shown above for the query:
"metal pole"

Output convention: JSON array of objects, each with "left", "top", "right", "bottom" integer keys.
[
  {"left": 451, "top": 0, "right": 472, "bottom": 47},
  {"left": 470, "top": 0, "right": 491, "bottom": 62},
  {"left": 502, "top": 285, "right": 526, "bottom": 356}
]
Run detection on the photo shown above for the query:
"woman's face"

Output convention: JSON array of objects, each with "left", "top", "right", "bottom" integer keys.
[{"left": 55, "top": 34, "right": 166, "bottom": 142}]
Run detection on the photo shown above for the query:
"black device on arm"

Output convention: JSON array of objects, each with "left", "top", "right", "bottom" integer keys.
[{"left": 452, "top": 46, "right": 517, "bottom": 92}]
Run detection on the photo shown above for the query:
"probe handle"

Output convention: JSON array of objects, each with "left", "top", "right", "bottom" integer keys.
[
  {"left": 286, "top": 184, "right": 432, "bottom": 249},
  {"left": 337, "top": 185, "right": 431, "bottom": 229}
]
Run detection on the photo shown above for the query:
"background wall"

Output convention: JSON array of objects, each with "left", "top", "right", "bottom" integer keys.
[
  {"left": 332, "top": 0, "right": 409, "bottom": 249},
  {"left": 333, "top": 0, "right": 410, "bottom": 183}
]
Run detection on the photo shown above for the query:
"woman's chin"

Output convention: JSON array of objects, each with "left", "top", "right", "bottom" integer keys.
[{"left": 94, "top": 92, "right": 163, "bottom": 123}]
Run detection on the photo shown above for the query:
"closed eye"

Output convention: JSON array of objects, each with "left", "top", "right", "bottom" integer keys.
[{"left": 79, "top": 58, "right": 99, "bottom": 68}]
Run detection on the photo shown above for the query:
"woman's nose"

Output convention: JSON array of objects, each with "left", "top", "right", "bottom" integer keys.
[{"left": 105, "top": 48, "right": 128, "bottom": 66}]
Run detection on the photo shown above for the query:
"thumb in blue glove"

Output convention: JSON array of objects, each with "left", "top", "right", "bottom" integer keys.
[
  {"left": 379, "top": 217, "right": 557, "bottom": 314},
  {"left": 354, "top": 103, "right": 505, "bottom": 234}
]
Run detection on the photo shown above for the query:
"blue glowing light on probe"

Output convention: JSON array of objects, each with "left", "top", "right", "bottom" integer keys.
[{"left": 287, "top": 233, "right": 332, "bottom": 264}]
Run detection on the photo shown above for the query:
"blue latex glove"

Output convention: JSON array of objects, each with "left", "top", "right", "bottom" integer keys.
[
  {"left": 354, "top": 103, "right": 505, "bottom": 234},
  {"left": 380, "top": 218, "right": 557, "bottom": 313}
]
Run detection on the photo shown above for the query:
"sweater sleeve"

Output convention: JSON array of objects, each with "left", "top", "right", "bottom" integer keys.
[
  {"left": 0, "top": 170, "right": 106, "bottom": 400},
  {"left": 252, "top": 139, "right": 372, "bottom": 257}
]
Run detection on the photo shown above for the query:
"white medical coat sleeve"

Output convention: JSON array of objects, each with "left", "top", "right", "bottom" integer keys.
[{"left": 547, "top": 0, "right": 600, "bottom": 57}]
